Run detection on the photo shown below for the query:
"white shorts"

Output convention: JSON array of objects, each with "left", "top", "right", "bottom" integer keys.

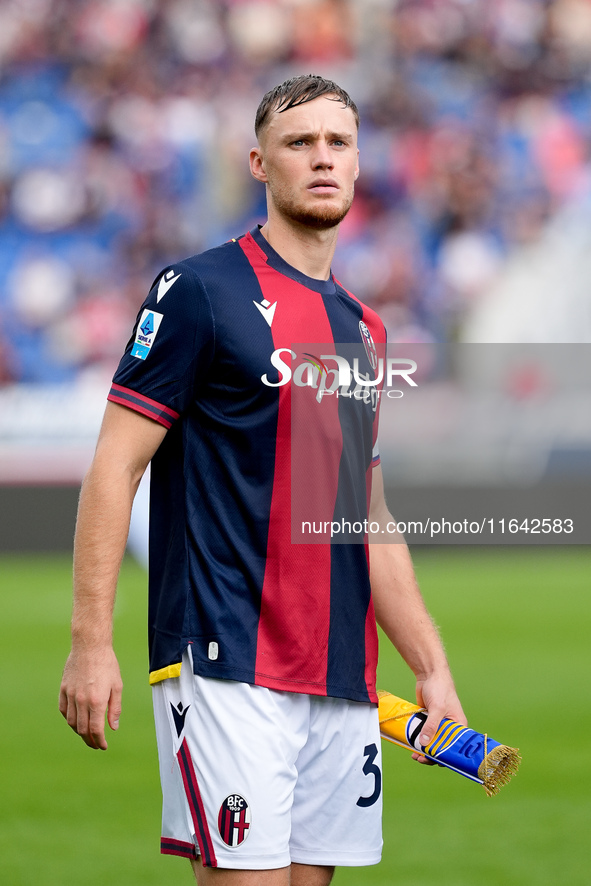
[{"left": 153, "top": 647, "right": 383, "bottom": 870}]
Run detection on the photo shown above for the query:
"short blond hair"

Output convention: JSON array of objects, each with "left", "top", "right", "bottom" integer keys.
[{"left": 255, "top": 74, "right": 359, "bottom": 139}]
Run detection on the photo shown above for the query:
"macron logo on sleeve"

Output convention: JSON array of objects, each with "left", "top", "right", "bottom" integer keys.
[{"left": 157, "top": 269, "right": 182, "bottom": 302}]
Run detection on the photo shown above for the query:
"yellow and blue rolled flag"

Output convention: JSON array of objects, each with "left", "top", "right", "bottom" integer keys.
[{"left": 378, "top": 691, "right": 521, "bottom": 797}]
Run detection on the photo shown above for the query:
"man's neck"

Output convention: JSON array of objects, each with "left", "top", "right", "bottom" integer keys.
[{"left": 259, "top": 213, "right": 339, "bottom": 281}]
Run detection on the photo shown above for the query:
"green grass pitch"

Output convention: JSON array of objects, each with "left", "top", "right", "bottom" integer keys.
[{"left": 0, "top": 547, "right": 589, "bottom": 885}]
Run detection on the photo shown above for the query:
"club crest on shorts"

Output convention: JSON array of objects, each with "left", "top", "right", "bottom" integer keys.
[
  {"left": 218, "top": 794, "right": 251, "bottom": 847},
  {"left": 359, "top": 320, "right": 378, "bottom": 371}
]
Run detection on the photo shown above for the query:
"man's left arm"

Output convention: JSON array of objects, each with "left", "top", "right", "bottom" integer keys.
[{"left": 368, "top": 464, "right": 466, "bottom": 761}]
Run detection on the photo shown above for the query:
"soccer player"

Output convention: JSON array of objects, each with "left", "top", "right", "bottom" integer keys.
[{"left": 59, "top": 75, "right": 465, "bottom": 886}]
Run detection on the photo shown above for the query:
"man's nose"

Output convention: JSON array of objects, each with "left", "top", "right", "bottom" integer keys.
[{"left": 311, "top": 140, "right": 334, "bottom": 169}]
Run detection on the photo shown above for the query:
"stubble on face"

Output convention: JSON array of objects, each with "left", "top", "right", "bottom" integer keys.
[{"left": 267, "top": 177, "right": 355, "bottom": 230}]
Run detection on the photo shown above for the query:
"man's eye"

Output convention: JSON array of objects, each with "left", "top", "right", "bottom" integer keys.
[{"left": 292, "top": 140, "right": 305, "bottom": 146}]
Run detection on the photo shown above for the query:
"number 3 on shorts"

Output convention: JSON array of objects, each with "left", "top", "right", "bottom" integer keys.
[{"left": 356, "top": 743, "right": 382, "bottom": 807}]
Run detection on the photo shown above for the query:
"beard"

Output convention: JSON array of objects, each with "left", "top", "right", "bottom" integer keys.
[{"left": 269, "top": 183, "right": 354, "bottom": 230}]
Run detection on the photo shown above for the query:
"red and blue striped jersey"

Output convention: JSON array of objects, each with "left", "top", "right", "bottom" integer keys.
[{"left": 109, "top": 227, "right": 386, "bottom": 703}]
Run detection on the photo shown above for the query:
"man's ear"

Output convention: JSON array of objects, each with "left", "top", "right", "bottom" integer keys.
[{"left": 249, "top": 146, "right": 268, "bottom": 183}]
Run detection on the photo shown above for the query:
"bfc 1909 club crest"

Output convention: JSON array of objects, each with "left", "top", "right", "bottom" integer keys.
[
  {"left": 218, "top": 794, "right": 251, "bottom": 847},
  {"left": 359, "top": 320, "right": 378, "bottom": 371}
]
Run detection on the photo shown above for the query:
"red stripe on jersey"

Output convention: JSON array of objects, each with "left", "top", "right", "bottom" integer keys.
[
  {"left": 110, "top": 383, "right": 180, "bottom": 419},
  {"left": 107, "top": 393, "right": 174, "bottom": 429},
  {"left": 240, "top": 232, "right": 341, "bottom": 695},
  {"left": 108, "top": 384, "right": 179, "bottom": 429}
]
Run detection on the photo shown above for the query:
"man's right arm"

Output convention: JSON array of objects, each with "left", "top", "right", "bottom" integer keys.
[{"left": 59, "top": 402, "right": 167, "bottom": 750}]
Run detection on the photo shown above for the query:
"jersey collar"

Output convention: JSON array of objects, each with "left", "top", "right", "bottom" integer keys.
[{"left": 249, "top": 226, "right": 338, "bottom": 296}]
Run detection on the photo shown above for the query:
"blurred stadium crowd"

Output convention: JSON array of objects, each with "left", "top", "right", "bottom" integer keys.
[{"left": 1, "top": 0, "right": 591, "bottom": 384}]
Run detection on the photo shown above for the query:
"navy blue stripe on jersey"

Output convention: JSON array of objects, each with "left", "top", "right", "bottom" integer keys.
[
  {"left": 148, "top": 237, "right": 279, "bottom": 682},
  {"left": 322, "top": 291, "right": 376, "bottom": 702},
  {"left": 108, "top": 383, "right": 180, "bottom": 428}
]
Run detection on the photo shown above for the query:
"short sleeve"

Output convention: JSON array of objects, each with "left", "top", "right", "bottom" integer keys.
[{"left": 108, "top": 262, "right": 215, "bottom": 428}]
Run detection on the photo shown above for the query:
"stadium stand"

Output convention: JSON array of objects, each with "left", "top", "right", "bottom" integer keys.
[
  {"left": 1, "top": 0, "right": 591, "bottom": 391},
  {"left": 1, "top": 1, "right": 590, "bottom": 547}
]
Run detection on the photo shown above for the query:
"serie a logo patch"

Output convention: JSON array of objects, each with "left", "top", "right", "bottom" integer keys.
[
  {"left": 132, "top": 309, "right": 163, "bottom": 360},
  {"left": 218, "top": 794, "right": 251, "bottom": 847}
]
